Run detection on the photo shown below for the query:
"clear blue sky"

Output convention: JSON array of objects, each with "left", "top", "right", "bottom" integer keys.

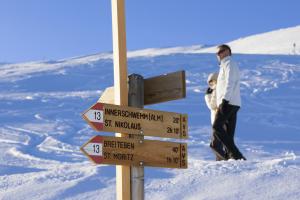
[{"left": 0, "top": 0, "right": 300, "bottom": 63}]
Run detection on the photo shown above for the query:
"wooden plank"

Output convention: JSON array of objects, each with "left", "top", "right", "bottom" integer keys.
[
  {"left": 111, "top": 0, "right": 130, "bottom": 199},
  {"left": 81, "top": 135, "right": 188, "bottom": 169},
  {"left": 97, "top": 70, "right": 186, "bottom": 105},
  {"left": 82, "top": 102, "right": 188, "bottom": 139},
  {"left": 144, "top": 70, "right": 186, "bottom": 105}
]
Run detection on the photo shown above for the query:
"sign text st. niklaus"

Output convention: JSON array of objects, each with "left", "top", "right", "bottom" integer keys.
[{"left": 82, "top": 102, "right": 188, "bottom": 139}]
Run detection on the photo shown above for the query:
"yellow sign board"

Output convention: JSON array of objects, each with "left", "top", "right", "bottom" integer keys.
[
  {"left": 81, "top": 135, "right": 188, "bottom": 169},
  {"left": 82, "top": 103, "right": 188, "bottom": 139}
]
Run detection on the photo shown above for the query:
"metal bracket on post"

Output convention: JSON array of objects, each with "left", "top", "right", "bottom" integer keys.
[{"left": 128, "top": 74, "right": 144, "bottom": 200}]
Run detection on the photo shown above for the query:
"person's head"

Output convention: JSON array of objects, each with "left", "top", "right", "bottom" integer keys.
[
  {"left": 207, "top": 72, "right": 218, "bottom": 89},
  {"left": 216, "top": 44, "right": 231, "bottom": 62}
]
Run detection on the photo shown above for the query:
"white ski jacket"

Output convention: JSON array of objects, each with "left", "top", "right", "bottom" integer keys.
[
  {"left": 205, "top": 90, "right": 218, "bottom": 124},
  {"left": 204, "top": 72, "right": 218, "bottom": 124},
  {"left": 216, "top": 56, "right": 241, "bottom": 107}
]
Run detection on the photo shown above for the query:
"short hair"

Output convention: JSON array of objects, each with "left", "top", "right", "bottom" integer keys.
[{"left": 218, "top": 44, "right": 231, "bottom": 56}]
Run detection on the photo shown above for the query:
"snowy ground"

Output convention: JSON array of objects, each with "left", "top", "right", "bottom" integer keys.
[{"left": 0, "top": 51, "right": 300, "bottom": 200}]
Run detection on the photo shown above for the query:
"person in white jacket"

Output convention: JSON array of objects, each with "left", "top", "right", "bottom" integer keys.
[
  {"left": 205, "top": 73, "right": 218, "bottom": 124},
  {"left": 211, "top": 44, "right": 246, "bottom": 160},
  {"left": 205, "top": 72, "right": 227, "bottom": 160}
]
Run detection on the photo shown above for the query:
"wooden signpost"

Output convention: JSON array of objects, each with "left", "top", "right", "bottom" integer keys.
[
  {"left": 81, "top": 0, "right": 189, "bottom": 199},
  {"left": 111, "top": 0, "right": 130, "bottom": 199},
  {"left": 82, "top": 102, "right": 188, "bottom": 139},
  {"left": 81, "top": 135, "right": 187, "bottom": 169}
]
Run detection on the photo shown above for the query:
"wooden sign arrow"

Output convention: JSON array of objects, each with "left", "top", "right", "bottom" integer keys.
[
  {"left": 82, "top": 102, "right": 188, "bottom": 139},
  {"left": 81, "top": 135, "right": 188, "bottom": 169},
  {"left": 97, "top": 71, "right": 186, "bottom": 105},
  {"left": 144, "top": 70, "right": 186, "bottom": 105}
]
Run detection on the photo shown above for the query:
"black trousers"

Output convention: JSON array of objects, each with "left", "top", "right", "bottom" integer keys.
[
  {"left": 211, "top": 124, "right": 227, "bottom": 160},
  {"left": 212, "top": 104, "right": 243, "bottom": 159},
  {"left": 211, "top": 139, "right": 225, "bottom": 160}
]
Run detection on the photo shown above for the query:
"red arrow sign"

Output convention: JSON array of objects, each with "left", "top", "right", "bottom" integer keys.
[
  {"left": 81, "top": 135, "right": 104, "bottom": 164},
  {"left": 82, "top": 103, "right": 104, "bottom": 131}
]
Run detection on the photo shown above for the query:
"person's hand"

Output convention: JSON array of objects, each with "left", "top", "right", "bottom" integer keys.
[
  {"left": 206, "top": 87, "right": 213, "bottom": 94},
  {"left": 219, "top": 99, "right": 229, "bottom": 114}
]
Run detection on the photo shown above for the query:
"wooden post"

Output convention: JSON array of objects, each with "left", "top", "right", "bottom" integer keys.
[
  {"left": 128, "top": 74, "right": 144, "bottom": 200},
  {"left": 111, "top": 0, "right": 130, "bottom": 199}
]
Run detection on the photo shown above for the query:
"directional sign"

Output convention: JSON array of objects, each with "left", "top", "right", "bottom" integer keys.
[
  {"left": 144, "top": 70, "right": 186, "bottom": 105},
  {"left": 81, "top": 135, "right": 188, "bottom": 169},
  {"left": 97, "top": 71, "right": 186, "bottom": 105},
  {"left": 98, "top": 86, "right": 114, "bottom": 104},
  {"left": 82, "top": 103, "right": 188, "bottom": 139}
]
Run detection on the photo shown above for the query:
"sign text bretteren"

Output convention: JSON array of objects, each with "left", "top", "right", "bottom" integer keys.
[{"left": 81, "top": 135, "right": 188, "bottom": 169}]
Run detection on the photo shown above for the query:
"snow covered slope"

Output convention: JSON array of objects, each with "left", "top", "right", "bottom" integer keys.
[
  {"left": 199, "top": 25, "right": 300, "bottom": 55},
  {"left": 0, "top": 45, "right": 206, "bottom": 82},
  {"left": 126, "top": 25, "right": 300, "bottom": 55},
  {"left": 0, "top": 51, "right": 300, "bottom": 200}
]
